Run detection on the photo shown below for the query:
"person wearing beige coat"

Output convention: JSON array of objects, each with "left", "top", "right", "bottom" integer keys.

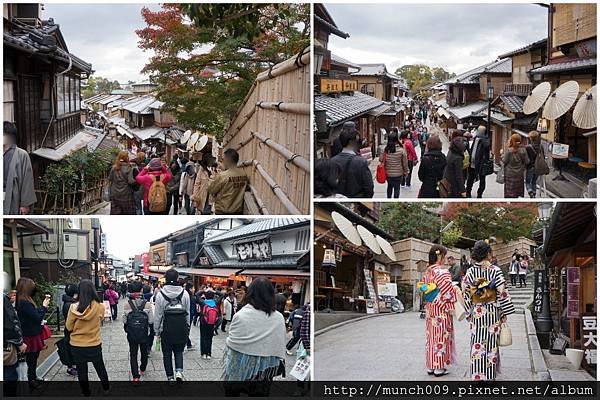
[{"left": 192, "top": 153, "right": 217, "bottom": 215}]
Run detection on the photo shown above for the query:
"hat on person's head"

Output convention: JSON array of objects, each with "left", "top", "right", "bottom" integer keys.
[
  {"left": 148, "top": 157, "right": 162, "bottom": 171},
  {"left": 341, "top": 121, "right": 357, "bottom": 135}
]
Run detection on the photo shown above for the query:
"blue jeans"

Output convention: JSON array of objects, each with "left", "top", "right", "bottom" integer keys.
[{"left": 525, "top": 167, "right": 537, "bottom": 197}]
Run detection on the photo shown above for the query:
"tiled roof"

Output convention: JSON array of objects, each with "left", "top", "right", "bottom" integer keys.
[
  {"left": 447, "top": 101, "right": 488, "bottom": 120},
  {"left": 331, "top": 53, "right": 361, "bottom": 70},
  {"left": 499, "top": 95, "right": 525, "bottom": 113},
  {"left": 512, "top": 114, "right": 538, "bottom": 127},
  {"left": 369, "top": 103, "right": 394, "bottom": 117},
  {"left": 122, "top": 96, "right": 156, "bottom": 114},
  {"left": 314, "top": 92, "right": 384, "bottom": 126},
  {"left": 353, "top": 64, "right": 404, "bottom": 83},
  {"left": 4, "top": 21, "right": 92, "bottom": 73},
  {"left": 498, "top": 38, "right": 547, "bottom": 59},
  {"left": 204, "top": 218, "right": 309, "bottom": 244},
  {"left": 530, "top": 58, "right": 596, "bottom": 74},
  {"left": 446, "top": 58, "right": 512, "bottom": 85}
]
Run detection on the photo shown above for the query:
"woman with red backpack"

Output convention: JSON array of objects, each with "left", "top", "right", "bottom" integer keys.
[
  {"left": 134, "top": 158, "right": 172, "bottom": 215},
  {"left": 198, "top": 290, "right": 219, "bottom": 359}
]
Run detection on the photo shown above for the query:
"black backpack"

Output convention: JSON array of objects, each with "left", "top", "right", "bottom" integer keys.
[
  {"left": 125, "top": 299, "right": 149, "bottom": 343},
  {"left": 160, "top": 290, "right": 188, "bottom": 344}
]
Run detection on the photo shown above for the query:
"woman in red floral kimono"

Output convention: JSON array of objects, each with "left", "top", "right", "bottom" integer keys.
[
  {"left": 462, "top": 240, "right": 515, "bottom": 381},
  {"left": 421, "top": 244, "right": 457, "bottom": 377}
]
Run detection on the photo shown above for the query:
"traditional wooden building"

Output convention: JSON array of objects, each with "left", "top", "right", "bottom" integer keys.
[{"left": 3, "top": 3, "right": 97, "bottom": 177}]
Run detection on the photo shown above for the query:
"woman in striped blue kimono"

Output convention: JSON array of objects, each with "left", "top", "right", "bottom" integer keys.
[{"left": 462, "top": 240, "right": 515, "bottom": 381}]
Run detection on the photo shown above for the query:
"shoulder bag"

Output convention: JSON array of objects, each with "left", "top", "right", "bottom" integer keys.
[
  {"left": 376, "top": 152, "right": 387, "bottom": 184},
  {"left": 534, "top": 147, "right": 550, "bottom": 176},
  {"left": 499, "top": 322, "right": 513, "bottom": 346}
]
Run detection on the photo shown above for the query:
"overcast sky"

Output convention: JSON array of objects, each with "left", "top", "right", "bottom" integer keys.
[
  {"left": 326, "top": 3, "right": 548, "bottom": 75},
  {"left": 99, "top": 216, "right": 212, "bottom": 261},
  {"left": 43, "top": 3, "right": 161, "bottom": 83}
]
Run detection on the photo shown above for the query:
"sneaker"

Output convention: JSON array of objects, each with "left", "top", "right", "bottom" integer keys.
[
  {"left": 286, "top": 350, "right": 294, "bottom": 356},
  {"left": 132, "top": 377, "right": 140, "bottom": 385},
  {"left": 66, "top": 367, "right": 78, "bottom": 376},
  {"left": 206, "top": 355, "right": 211, "bottom": 360},
  {"left": 140, "top": 370, "right": 145, "bottom": 376},
  {"left": 175, "top": 371, "right": 183, "bottom": 382},
  {"left": 168, "top": 377, "right": 176, "bottom": 387},
  {"left": 186, "top": 345, "right": 195, "bottom": 351}
]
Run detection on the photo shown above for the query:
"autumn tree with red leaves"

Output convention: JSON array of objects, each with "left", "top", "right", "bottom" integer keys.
[{"left": 136, "top": 3, "right": 310, "bottom": 139}]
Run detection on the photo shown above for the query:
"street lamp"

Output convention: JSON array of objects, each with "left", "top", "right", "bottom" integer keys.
[
  {"left": 536, "top": 203, "right": 554, "bottom": 335},
  {"left": 486, "top": 82, "right": 494, "bottom": 148}
]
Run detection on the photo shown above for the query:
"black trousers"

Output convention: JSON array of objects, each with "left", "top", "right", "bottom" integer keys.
[
  {"left": 161, "top": 338, "right": 185, "bottom": 379},
  {"left": 199, "top": 323, "right": 214, "bottom": 356},
  {"left": 25, "top": 351, "right": 40, "bottom": 381},
  {"left": 221, "top": 319, "right": 229, "bottom": 332},
  {"left": 286, "top": 329, "right": 301, "bottom": 351},
  {"left": 167, "top": 192, "right": 180, "bottom": 215},
  {"left": 466, "top": 167, "right": 487, "bottom": 198},
  {"left": 510, "top": 274, "right": 517, "bottom": 286},
  {"left": 76, "top": 359, "right": 110, "bottom": 396},
  {"left": 128, "top": 340, "right": 148, "bottom": 379},
  {"left": 401, "top": 160, "right": 414, "bottom": 187},
  {"left": 386, "top": 176, "right": 402, "bottom": 198},
  {"left": 519, "top": 274, "right": 527, "bottom": 287},
  {"left": 110, "top": 304, "right": 118, "bottom": 321}
]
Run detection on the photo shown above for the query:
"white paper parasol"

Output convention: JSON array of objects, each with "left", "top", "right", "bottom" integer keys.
[
  {"left": 573, "top": 85, "right": 596, "bottom": 129},
  {"left": 376, "top": 235, "right": 397, "bottom": 261},
  {"left": 542, "top": 80, "right": 579, "bottom": 120},
  {"left": 180, "top": 130, "right": 192, "bottom": 144},
  {"left": 195, "top": 135, "right": 209, "bottom": 152},
  {"left": 357, "top": 225, "right": 381, "bottom": 255},
  {"left": 523, "top": 82, "right": 551, "bottom": 115},
  {"left": 331, "top": 211, "right": 361, "bottom": 246},
  {"left": 186, "top": 131, "right": 199, "bottom": 150}
]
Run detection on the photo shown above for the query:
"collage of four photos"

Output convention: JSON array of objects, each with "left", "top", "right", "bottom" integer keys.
[{"left": 2, "top": 1, "right": 598, "bottom": 398}]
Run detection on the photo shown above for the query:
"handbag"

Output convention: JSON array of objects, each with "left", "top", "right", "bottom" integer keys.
[
  {"left": 41, "top": 324, "right": 52, "bottom": 341},
  {"left": 534, "top": 148, "right": 550, "bottom": 176},
  {"left": 55, "top": 337, "right": 74, "bottom": 366},
  {"left": 499, "top": 322, "right": 513, "bottom": 346},
  {"left": 483, "top": 157, "right": 494, "bottom": 176},
  {"left": 496, "top": 165, "right": 505, "bottom": 184},
  {"left": 437, "top": 178, "right": 451, "bottom": 198},
  {"left": 376, "top": 152, "right": 387, "bottom": 184},
  {"left": 3, "top": 344, "right": 18, "bottom": 366},
  {"left": 289, "top": 355, "right": 311, "bottom": 381}
]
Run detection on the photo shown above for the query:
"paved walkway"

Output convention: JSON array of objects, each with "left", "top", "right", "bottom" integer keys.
[
  {"left": 45, "top": 314, "right": 297, "bottom": 382},
  {"left": 315, "top": 311, "right": 537, "bottom": 381}
]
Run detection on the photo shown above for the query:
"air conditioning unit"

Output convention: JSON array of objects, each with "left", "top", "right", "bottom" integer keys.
[{"left": 62, "top": 234, "right": 79, "bottom": 260}]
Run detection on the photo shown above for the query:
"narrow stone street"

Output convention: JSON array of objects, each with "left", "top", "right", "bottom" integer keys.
[
  {"left": 44, "top": 313, "right": 297, "bottom": 382},
  {"left": 315, "top": 311, "right": 536, "bottom": 381}
]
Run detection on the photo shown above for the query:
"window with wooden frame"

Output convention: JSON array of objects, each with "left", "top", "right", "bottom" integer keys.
[
  {"left": 360, "top": 83, "right": 375, "bottom": 97},
  {"left": 3, "top": 80, "right": 16, "bottom": 122}
]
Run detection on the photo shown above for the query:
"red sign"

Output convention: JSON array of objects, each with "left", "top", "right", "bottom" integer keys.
[{"left": 142, "top": 252, "right": 149, "bottom": 274}]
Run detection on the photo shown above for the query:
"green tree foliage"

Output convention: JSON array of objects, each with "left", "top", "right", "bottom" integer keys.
[
  {"left": 395, "top": 64, "right": 455, "bottom": 92},
  {"left": 136, "top": 3, "right": 310, "bottom": 140},
  {"left": 443, "top": 203, "right": 538, "bottom": 242},
  {"left": 442, "top": 224, "right": 463, "bottom": 247},
  {"left": 378, "top": 202, "right": 443, "bottom": 242},
  {"left": 82, "top": 76, "right": 121, "bottom": 98}
]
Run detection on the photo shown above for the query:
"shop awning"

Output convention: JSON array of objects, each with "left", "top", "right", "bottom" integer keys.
[
  {"left": 32, "top": 129, "right": 99, "bottom": 161},
  {"left": 240, "top": 269, "right": 310, "bottom": 278},
  {"left": 184, "top": 268, "right": 239, "bottom": 278},
  {"left": 140, "top": 271, "right": 163, "bottom": 279}
]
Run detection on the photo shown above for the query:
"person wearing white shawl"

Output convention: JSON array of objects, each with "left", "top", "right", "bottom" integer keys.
[{"left": 223, "top": 277, "right": 286, "bottom": 384}]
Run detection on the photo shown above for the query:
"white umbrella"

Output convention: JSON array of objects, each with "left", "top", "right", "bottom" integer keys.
[
  {"left": 186, "top": 131, "right": 200, "bottom": 151},
  {"left": 331, "top": 211, "right": 362, "bottom": 246},
  {"left": 573, "top": 85, "right": 596, "bottom": 129},
  {"left": 195, "top": 135, "right": 209, "bottom": 152},
  {"left": 180, "top": 130, "right": 192, "bottom": 144},
  {"left": 357, "top": 225, "right": 382, "bottom": 255},
  {"left": 376, "top": 235, "right": 397, "bottom": 261},
  {"left": 523, "top": 82, "right": 551, "bottom": 115},
  {"left": 542, "top": 80, "right": 579, "bottom": 120}
]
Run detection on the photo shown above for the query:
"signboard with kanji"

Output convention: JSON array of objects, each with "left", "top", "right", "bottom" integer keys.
[
  {"left": 533, "top": 270, "right": 545, "bottom": 314},
  {"left": 320, "top": 78, "right": 359, "bottom": 94},
  {"left": 581, "top": 315, "right": 597, "bottom": 367},
  {"left": 566, "top": 267, "right": 580, "bottom": 319}
]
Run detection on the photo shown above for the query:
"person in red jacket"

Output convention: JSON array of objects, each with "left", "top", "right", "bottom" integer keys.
[
  {"left": 400, "top": 130, "right": 419, "bottom": 188},
  {"left": 135, "top": 157, "right": 172, "bottom": 215}
]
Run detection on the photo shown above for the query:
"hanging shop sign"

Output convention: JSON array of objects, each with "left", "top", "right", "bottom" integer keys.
[
  {"left": 533, "top": 270, "right": 545, "bottom": 314},
  {"left": 363, "top": 269, "right": 379, "bottom": 314},
  {"left": 581, "top": 315, "right": 597, "bottom": 367},
  {"left": 235, "top": 236, "right": 272, "bottom": 261},
  {"left": 566, "top": 267, "right": 580, "bottom": 319},
  {"left": 322, "top": 249, "right": 336, "bottom": 269},
  {"left": 320, "top": 78, "right": 358, "bottom": 94},
  {"left": 334, "top": 244, "right": 343, "bottom": 262}
]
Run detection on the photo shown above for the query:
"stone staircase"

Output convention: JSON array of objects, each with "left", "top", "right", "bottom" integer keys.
[{"left": 508, "top": 273, "right": 534, "bottom": 314}]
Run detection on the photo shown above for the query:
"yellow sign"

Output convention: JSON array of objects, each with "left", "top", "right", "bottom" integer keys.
[{"left": 320, "top": 78, "right": 358, "bottom": 94}]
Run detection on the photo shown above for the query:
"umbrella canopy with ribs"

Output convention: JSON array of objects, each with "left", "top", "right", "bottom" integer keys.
[
  {"left": 542, "top": 80, "right": 579, "bottom": 120},
  {"left": 523, "top": 82, "right": 551, "bottom": 115},
  {"left": 573, "top": 85, "right": 596, "bottom": 129}
]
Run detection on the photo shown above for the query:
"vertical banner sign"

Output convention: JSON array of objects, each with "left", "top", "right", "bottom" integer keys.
[
  {"left": 566, "top": 267, "right": 580, "bottom": 319},
  {"left": 363, "top": 269, "right": 379, "bottom": 314},
  {"left": 581, "top": 316, "right": 597, "bottom": 367},
  {"left": 533, "top": 270, "right": 544, "bottom": 314}
]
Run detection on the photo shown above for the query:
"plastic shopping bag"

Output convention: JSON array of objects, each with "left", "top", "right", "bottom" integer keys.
[{"left": 289, "top": 355, "right": 310, "bottom": 381}]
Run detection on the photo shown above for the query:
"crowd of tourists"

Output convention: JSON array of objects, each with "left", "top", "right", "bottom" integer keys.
[
  {"left": 418, "top": 241, "right": 517, "bottom": 381},
  {"left": 3, "top": 270, "right": 311, "bottom": 396},
  {"left": 107, "top": 147, "right": 249, "bottom": 215},
  {"left": 314, "top": 102, "right": 549, "bottom": 199}
]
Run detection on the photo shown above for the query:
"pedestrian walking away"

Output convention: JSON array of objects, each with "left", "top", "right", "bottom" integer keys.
[
  {"left": 223, "top": 278, "right": 286, "bottom": 395},
  {"left": 379, "top": 129, "right": 409, "bottom": 198},
  {"left": 418, "top": 134, "right": 446, "bottom": 198},
  {"left": 3, "top": 272, "right": 27, "bottom": 397},
  {"left": 3, "top": 121, "right": 37, "bottom": 215},
  {"left": 199, "top": 290, "right": 219, "bottom": 358},
  {"left": 135, "top": 157, "right": 173, "bottom": 215},
  {"left": 123, "top": 280, "right": 153, "bottom": 384},
  {"left": 502, "top": 134, "right": 529, "bottom": 198},
  {"left": 221, "top": 290, "right": 237, "bottom": 332},
  {"left": 66, "top": 279, "right": 110, "bottom": 396},
  {"left": 61, "top": 283, "right": 79, "bottom": 377},
  {"left": 442, "top": 133, "right": 467, "bottom": 198},
  {"left": 104, "top": 284, "right": 119, "bottom": 321},
  {"left": 285, "top": 303, "right": 304, "bottom": 355},
  {"left": 179, "top": 158, "right": 196, "bottom": 215},
  {"left": 108, "top": 151, "right": 137, "bottom": 215},
  {"left": 154, "top": 268, "right": 190, "bottom": 385},
  {"left": 330, "top": 123, "right": 374, "bottom": 198},
  {"left": 166, "top": 160, "right": 182, "bottom": 215},
  {"left": 208, "top": 149, "right": 249, "bottom": 214},
  {"left": 466, "top": 126, "right": 491, "bottom": 198},
  {"left": 399, "top": 131, "right": 418, "bottom": 188},
  {"left": 462, "top": 241, "right": 515, "bottom": 381}
]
